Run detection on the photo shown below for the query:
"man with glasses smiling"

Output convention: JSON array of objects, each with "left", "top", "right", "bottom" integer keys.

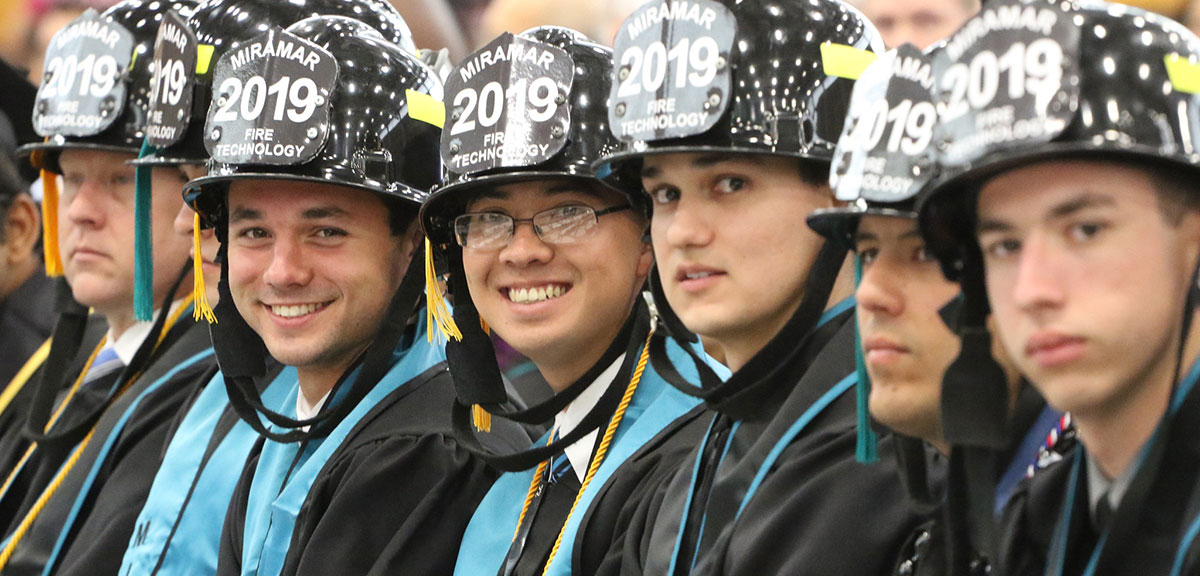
[{"left": 422, "top": 27, "right": 722, "bottom": 576}]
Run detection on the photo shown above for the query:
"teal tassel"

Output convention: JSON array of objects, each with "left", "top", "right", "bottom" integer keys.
[
  {"left": 854, "top": 254, "right": 879, "bottom": 463},
  {"left": 133, "top": 140, "right": 156, "bottom": 322}
]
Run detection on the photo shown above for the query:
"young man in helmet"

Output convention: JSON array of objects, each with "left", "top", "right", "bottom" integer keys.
[
  {"left": 917, "top": 0, "right": 1200, "bottom": 572},
  {"left": 420, "top": 27, "right": 723, "bottom": 576},
  {"left": 118, "top": 3, "right": 423, "bottom": 574},
  {"left": 0, "top": 2, "right": 232, "bottom": 574},
  {"left": 182, "top": 16, "right": 523, "bottom": 576},
  {"left": 809, "top": 42, "right": 1065, "bottom": 576},
  {"left": 595, "top": 0, "right": 924, "bottom": 573}
]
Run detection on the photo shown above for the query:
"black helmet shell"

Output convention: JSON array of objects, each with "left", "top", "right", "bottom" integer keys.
[
  {"left": 917, "top": 0, "right": 1200, "bottom": 280},
  {"left": 134, "top": 0, "right": 418, "bottom": 167},
  {"left": 595, "top": 0, "right": 883, "bottom": 194},
  {"left": 184, "top": 15, "right": 443, "bottom": 225},
  {"left": 421, "top": 26, "right": 626, "bottom": 247},
  {"left": 809, "top": 43, "right": 940, "bottom": 249},
  {"left": 22, "top": 0, "right": 198, "bottom": 173}
]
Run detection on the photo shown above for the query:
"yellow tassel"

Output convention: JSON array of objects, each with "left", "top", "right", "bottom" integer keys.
[
  {"left": 424, "top": 239, "right": 462, "bottom": 343},
  {"left": 480, "top": 316, "right": 490, "bottom": 335},
  {"left": 192, "top": 213, "right": 217, "bottom": 324},
  {"left": 40, "top": 170, "right": 63, "bottom": 276},
  {"left": 472, "top": 404, "right": 492, "bottom": 432}
]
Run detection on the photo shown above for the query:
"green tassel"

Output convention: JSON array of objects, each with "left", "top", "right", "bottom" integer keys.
[
  {"left": 133, "top": 140, "right": 156, "bottom": 322},
  {"left": 855, "top": 254, "right": 879, "bottom": 464}
]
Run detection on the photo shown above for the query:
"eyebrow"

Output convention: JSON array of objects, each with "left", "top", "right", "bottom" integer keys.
[
  {"left": 977, "top": 191, "right": 1116, "bottom": 234},
  {"left": 301, "top": 206, "right": 350, "bottom": 220},
  {"left": 853, "top": 226, "right": 922, "bottom": 244},
  {"left": 229, "top": 206, "right": 263, "bottom": 224},
  {"left": 228, "top": 205, "right": 350, "bottom": 223},
  {"left": 640, "top": 154, "right": 762, "bottom": 179}
]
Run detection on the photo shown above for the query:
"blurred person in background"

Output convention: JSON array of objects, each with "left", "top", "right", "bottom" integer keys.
[
  {"left": 856, "top": 0, "right": 977, "bottom": 49},
  {"left": 0, "top": 153, "right": 51, "bottom": 401}
]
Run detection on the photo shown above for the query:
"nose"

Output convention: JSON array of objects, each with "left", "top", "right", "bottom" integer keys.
[
  {"left": 63, "top": 177, "right": 104, "bottom": 229},
  {"left": 1010, "top": 233, "right": 1065, "bottom": 314},
  {"left": 172, "top": 201, "right": 197, "bottom": 237},
  {"left": 856, "top": 256, "right": 905, "bottom": 318},
  {"left": 498, "top": 220, "right": 553, "bottom": 267},
  {"left": 262, "top": 236, "right": 313, "bottom": 288},
  {"left": 660, "top": 193, "right": 713, "bottom": 250}
]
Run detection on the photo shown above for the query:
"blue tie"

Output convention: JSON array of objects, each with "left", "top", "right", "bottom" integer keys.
[{"left": 83, "top": 346, "right": 124, "bottom": 386}]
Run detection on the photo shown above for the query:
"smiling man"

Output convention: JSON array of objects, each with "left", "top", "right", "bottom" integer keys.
[
  {"left": 593, "top": 0, "right": 926, "bottom": 573},
  {"left": 183, "top": 17, "right": 523, "bottom": 576},
  {"left": 421, "top": 28, "right": 721, "bottom": 576},
  {"left": 917, "top": 1, "right": 1200, "bottom": 572}
]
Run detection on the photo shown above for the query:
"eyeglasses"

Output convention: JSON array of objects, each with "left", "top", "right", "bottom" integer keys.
[{"left": 454, "top": 204, "right": 632, "bottom": 249}]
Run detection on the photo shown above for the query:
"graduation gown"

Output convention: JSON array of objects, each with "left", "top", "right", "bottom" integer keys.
[
  {"left": 216, "top": 317, "right": 528, "bottom": 576},
  {"left": 118, "top": 365, "right": 292, "bottom": 576},
  {"left": 639, "top": 300, "right": 925, "bottom": 575},
  {"left": 1, "top": 313, "right": 217, "bottom": 576},
  {"left": 0, "top": 267, "right": 54, "bottom": 389},
  {"left": 998, "top": 361, "right": 1200, "bottom": 576},
  {"left": 452, "top": 317, "right": 720, "bottom": 576},
  {"left": 0, "top": 315, "right": 113, "bottom": 535}
]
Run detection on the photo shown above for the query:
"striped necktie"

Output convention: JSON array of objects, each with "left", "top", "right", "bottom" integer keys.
[{"left": 82, "top": 346, "right": 124, "bottom": 386}]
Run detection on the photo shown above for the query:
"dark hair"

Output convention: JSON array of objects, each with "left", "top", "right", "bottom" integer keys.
[
  {"left": 798, "top": 159, "right": 832, "bottom": 188},
  {"left": 0, "top": 155, "right": 30, "bottom": 241},
  {"left": 1147, "top": 164, "right": 1200, "bottom": 226},
  {"left": 384, "top": 197, "right": 418, "bottom": 237}
]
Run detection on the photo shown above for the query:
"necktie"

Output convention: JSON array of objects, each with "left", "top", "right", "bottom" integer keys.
[{"left": 82, "top": 346, "right": 123, "bottom": 386}]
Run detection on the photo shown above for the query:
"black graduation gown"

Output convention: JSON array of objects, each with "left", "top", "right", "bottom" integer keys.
[
  {"left": 571, "top": 403, "right": 713, "bottom": 575},
  {"left": 0, "top": 267, "right": 54, "bottom": 388},
  {"left": 640, "top": 312, "right": 924, "bottom": 575},
  {"left": 1, "top": 317, "right": 216, "bottom": 576},
  {"left": 998, "top": 379, "right": 1200, "bottom": 576},
  {"left": 216, "top": 364, "right": 528, "bottom": 576},
  {"left": 0, "top": 316, "right": 110, "bottom": 534}
]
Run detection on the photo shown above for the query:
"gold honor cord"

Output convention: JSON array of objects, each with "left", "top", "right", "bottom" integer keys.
[
  {"left": 0, "top": 296, "right": 194, "bottom": 570},
  {"left": 508, "top": 326, "right": 655, "bottom": 575},
  {"left": 0, "top": 340, "right": 52, "bottom": 420}
]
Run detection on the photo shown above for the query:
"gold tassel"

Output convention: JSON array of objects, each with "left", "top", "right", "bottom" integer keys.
[
  {"left": 424, "top": 239, "right": 462, "bottom": 343},
  {"left": 192, "top": 213, "right": 217, "bottom": 324},
  {"left": 40, "top": 169, "right": 63, "bottom": 276},
  {"left": 472, "top": 404, "right": 492, "bottom": 432},
  {"left": 480, "top": 316, "right": 490, "bottom": 335}
]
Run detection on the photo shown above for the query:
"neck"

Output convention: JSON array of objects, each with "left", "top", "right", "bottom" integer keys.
[
  {"left": 103, "top": 309, "right": 137, "bottom": 342},
  {"left": 536, "top": 307, "right": 634, "bottom": 394},
  {"left": 296, "top": 365, "right": 348, "bottom": 409},
  {"left": 722, "top": 256, "right": 855, "bottom": 371},
  {"left": 1078, "top": 312, "right": 1200, "bottom": 479}
]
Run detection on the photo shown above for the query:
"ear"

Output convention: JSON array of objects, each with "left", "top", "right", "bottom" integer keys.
[
  {"left": 4, "top": 195, "right": 41, "bottom": 266},
  {"left": 404, "top": 220, "right": 425, "bottom": 262},
  {"left": 636, "top": 233, "right": 654, "bottom": 279}
]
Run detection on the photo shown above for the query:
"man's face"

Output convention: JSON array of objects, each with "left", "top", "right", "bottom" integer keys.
[
  {"left": 460, "top": 179, "right": 652, "bottom": 370},
  {"left": 977, "top": 160, "right": 1200, "bottom": 419},
  {"left": 642, "top": 153, "right": 836, "bottom": 368},
  {"left": 173, "top": 164, "right": 219, "bottom": 306},
  {"left": 226, "top": 180, "right": 413, "bottom": 376},
  {"left": 862, "top": 0, "right": 976, "bottom": 49},
  {"left": 855, "top": 215, "right": 960, "bottom": 445},
  {"left": 58, "top": 149, "right": 191, "bottom": 315}
]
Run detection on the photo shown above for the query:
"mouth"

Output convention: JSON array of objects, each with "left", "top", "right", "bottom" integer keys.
[
  {"left": 1025, "top": 332, "right": 1086, "bottom": 368},
  {"left": 862, "top": 336, "right": 910, "bottom": 363},
  {"left": 266, "top": 301, "right": 332, "bottom": 319},
  {"left": 503, "top": 283, "right": 571, "bottom": 305},
  {"left": 674, "top": 265, "right": 726, "bottom": 291}
]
